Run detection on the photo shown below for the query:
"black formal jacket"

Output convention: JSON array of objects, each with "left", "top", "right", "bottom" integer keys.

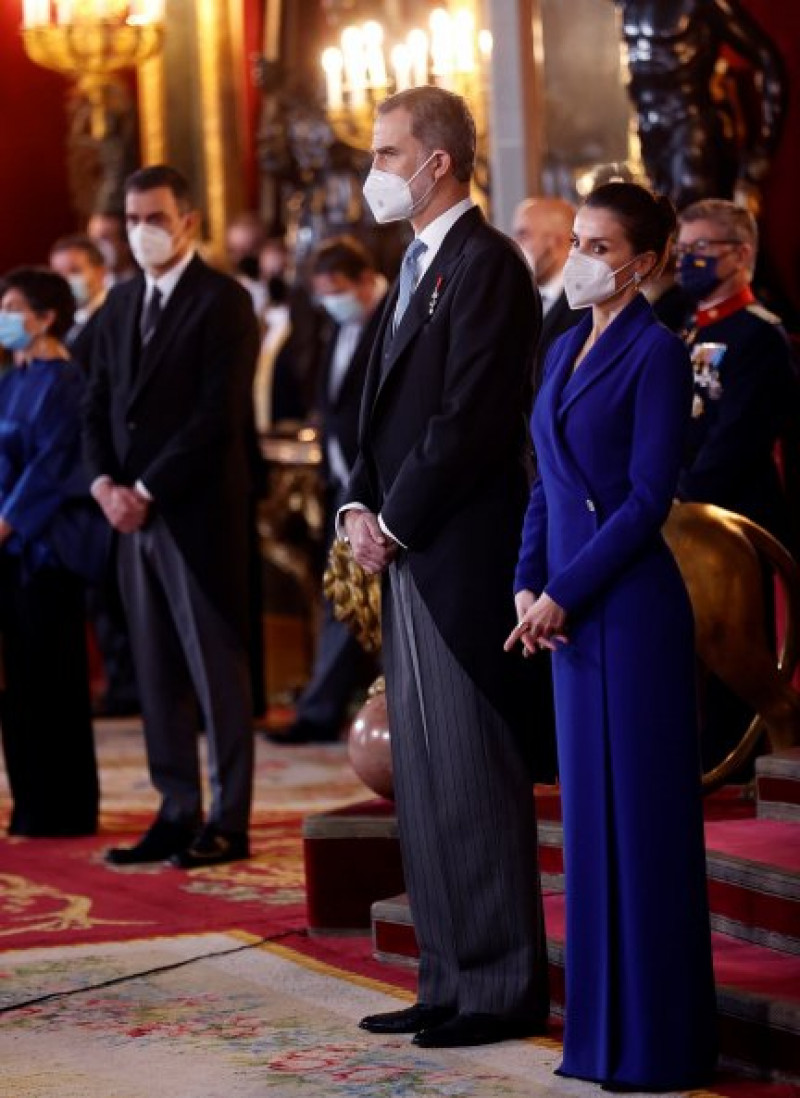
[
  {"left": 677, "top": 298, "right": 799, "bottom": 549},
  {"left": 83, "top": 255, "right": 260, "bottom": 635},
  {"left": 317, "top": 296, "right": 386, "bottom": 486},
  {"left": 344, "top": 206, "right": 541, "bottom": 734}
]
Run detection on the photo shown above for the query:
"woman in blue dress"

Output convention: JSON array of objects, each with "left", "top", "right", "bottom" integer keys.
[
  {"left": 0, "top": 267, "right": 105, "bottom": 836},
  {"left": 506, "top": 183, "right": 717, "bottom": 1091}
]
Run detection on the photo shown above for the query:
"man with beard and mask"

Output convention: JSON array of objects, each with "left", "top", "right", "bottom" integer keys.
[
  {"left": 268, "top": 236, "right": 386, "bottom": 745},
  {"left": 84, "top": 165, "right": 260, "bottom": 868},
  {"left": 340, "top": 87, "right": 549, "bottom": 1048},
  {"left": 513, "top": 196, "right": 586, "bottom": 396},
  {"left": 49, "top": 235, "right": 108, "bottom": 370},
  {"left": 675, "top": 198, "right": 799, "bottom": 773}
]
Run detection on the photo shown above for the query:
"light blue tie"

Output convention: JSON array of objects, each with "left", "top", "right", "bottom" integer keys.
[{"left": 393, "top": 238, "right": 428, "bottom": 331}]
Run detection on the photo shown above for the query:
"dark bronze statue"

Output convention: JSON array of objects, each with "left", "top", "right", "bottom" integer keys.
[{"left": 615, "top": 0, "right": 786, "bottom": 210}]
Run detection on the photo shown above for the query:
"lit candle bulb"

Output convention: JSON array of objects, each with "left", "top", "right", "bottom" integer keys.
[
  {"left": 406, "top": 28, "right": 428, "bottom": 88},
  {"left": 362, "top": 20, "right": 387, "bottom": 90},
  {"left": 321, "top": 47, "right": 345, "bottom": 110},
  {"left": 429, "top": 7, "right": 454, "bottom": 83},
  {"left": 453, "top": 9, "right": 475, "bottom": 73},
  {"left": 341, "top": 25, "right": 367, "bottom": 108},
  {"left": 391, "top": 43, "right": 411, "bottom": 92}
]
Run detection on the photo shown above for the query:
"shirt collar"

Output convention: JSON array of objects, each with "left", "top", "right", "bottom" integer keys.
[
  {"left": 144, "top": 249, "right": 195, "bottom": 307},
  {"left": 416, "top": 197, "right": 475, "bottom": 270},
  {"left": 538, "top": 270, "right": 565, "bottom": 311},
  {"left": 695, "top": 285, "right": 755, "bottom": 328}
]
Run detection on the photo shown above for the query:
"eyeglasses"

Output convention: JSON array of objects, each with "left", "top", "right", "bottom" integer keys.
[{"left": 673, "top": 239, "right": 742, "bottom": 259}]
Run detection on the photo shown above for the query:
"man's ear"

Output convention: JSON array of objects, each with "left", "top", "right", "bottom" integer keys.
[{"left": 431, "top": 149, "right": 452, "bottom": 181}]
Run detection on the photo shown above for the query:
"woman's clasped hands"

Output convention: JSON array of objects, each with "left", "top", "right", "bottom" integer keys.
[{"left": 504, "top": 590, "right": 569, "bottom": 656}]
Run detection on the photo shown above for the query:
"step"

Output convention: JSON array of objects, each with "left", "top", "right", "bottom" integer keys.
[
  {"left": 758, "top": 749, "right": 800, "bottom": 822},
  {"left": 371, "top": 891, "right": 800, "bottom": 1083},
  {"left": 302, "top": 798, "right": 404, "bottom": 934},
  {"left": 704, "top": 819, "right": 800, "bottom": 955},
  {"left": 538, "top": 816, "right": 800, "bottom": 955}
]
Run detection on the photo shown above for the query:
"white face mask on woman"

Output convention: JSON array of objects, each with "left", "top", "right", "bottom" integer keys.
[
  {"left": 362, "top": 152, "right": 439, "bottom": 224},
  {"left": 563, "top": 251, "right": 641, "bottom": 309}
]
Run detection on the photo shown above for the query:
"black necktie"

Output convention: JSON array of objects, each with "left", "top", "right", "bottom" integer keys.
[{"left": 140, "top": 286, "right": 163, "bottom": 345}]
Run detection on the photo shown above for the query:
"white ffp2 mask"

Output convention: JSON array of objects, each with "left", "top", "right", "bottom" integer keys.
[
  {"left": 362, "top": 152, "right": 438, "bottom": 224},
  {"left": 563, "top": 251, "right": 640, "bottom": 309}
]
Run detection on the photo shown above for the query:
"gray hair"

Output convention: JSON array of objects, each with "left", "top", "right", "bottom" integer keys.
[{"left": 377, "top": 87, "right": 476, "bottom": 183}]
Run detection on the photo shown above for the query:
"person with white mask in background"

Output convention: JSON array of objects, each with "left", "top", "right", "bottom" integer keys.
[
  {"left": 268, "top": 236, "right": 386, "bottom": 746},
  {"left": 49, "top": 235, "right": 108, "bottom": 372},
  {"left": 84, "top": 165, "right": 260, "bottom": 870}
]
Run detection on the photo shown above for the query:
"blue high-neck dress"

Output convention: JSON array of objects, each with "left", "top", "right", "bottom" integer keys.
[{"left": 515, "top": 294, "right": 717, "bottom": 1090}]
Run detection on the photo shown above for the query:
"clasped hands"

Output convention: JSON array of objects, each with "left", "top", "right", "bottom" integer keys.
[
  {"left": 504, "top": 589, "right": 568, "bottom": 656},
  {"left": 344, "top": 509, "right": 398, "bottom": 575},
  {"left": 94, "top": 480, "right": 150, "bottom": 534}
]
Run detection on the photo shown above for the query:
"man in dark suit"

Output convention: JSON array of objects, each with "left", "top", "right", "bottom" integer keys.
[
  {"left": 270, "top": 236, "right": 386, "bottom": 745},
  {"left": 341, "top": 87, "right": 549, "bottom": 1047},
  {"left": 513, "top": 196, "right": 586, "bottom": 398},
  {"left": 49, "top": 235, "right": 109, "bottom": 372},
  {"left": 84, "top": 165, "right": 260, "bottom": 868}
]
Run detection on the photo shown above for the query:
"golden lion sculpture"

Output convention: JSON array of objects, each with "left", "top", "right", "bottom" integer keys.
[{"left": 325, "top": 503, "right": 800, "bottom": 791}]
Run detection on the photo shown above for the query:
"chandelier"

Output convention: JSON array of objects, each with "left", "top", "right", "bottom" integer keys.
[
  {"left": 21, "top": 0, "right": 164, "bottom": 139},
  {"left": 320, "top": 6, "right": 493, "bottom": 151}
]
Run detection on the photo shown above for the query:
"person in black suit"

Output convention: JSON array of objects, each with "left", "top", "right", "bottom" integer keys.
[
  {"left": 51, "top": 233, "right": 141, "bottom": 719},
  {"left": 269, "top": 236, "right": 386, "bottom": 746},
  {"left": 49, "top": 235, "right": 108, "bottom": 372},
  {"left": 341, "top": 87, "right": 549, "bottom": 1048},
  {"left": 83, "top": 165, "right": 260, "bottom": 868},
  {"left": 512, "top": 196, "right": 587, "bottom": 400}
]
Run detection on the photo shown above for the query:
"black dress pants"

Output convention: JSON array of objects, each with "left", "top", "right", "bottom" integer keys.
[{"left": 0, "top": 555, "right": 98, "bottom": 836}]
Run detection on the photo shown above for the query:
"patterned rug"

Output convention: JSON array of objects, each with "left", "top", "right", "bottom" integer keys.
[{"left": 0, "top": 723, "right": 794, "bottom": 1098}]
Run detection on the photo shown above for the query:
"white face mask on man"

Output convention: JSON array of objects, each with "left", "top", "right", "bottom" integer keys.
[
  {"left": 362, "top": 152, "right": 439, "bottom": 224},
  {"left": 562, "top": 251, "right": 641, "bottom": 310},
  {"left": 128, "top": 223, "right": 175, "bottom": 271}
]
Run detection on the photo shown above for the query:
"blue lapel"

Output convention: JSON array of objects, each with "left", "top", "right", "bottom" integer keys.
[{"left": 557, "top": 294, "right": 653, "bottom": 422}]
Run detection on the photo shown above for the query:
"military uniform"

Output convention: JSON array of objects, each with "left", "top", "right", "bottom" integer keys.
[
  {"left": 678, "top": 286, "right": 799, "bottom": 773},
  {"left": 678, "top": 285, "right": 798, "bottom": 547}
]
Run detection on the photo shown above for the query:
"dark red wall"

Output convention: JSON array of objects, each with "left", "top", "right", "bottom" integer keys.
[{"left": 0, "top": 1, "right": 74, "bottom": 271}]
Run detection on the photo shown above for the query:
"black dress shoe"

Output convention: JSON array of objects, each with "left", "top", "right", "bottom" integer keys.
[
  {"left": 264, "top": 718, "right": 341, "bottom": 746},
  {"left": 105, "top": 818, "right": 196, "bottom": 865},
  {"left": 413, "top": 1011, "right": 547, "bottom": 1048},
  {"left": 169, "top": 824, "right": 249, "bottom": 869},
  {"left": 359, "top": 1003, "right": 457, "bottom": 1035}
]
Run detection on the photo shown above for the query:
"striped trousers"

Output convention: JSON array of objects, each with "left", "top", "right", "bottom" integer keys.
[{"left": 383, "top": 559, "right": 549, "bottom": 1019}]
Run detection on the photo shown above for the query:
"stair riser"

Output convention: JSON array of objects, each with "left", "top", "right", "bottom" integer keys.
[
  {"left": 371, "top": 911, "right": 800, "bottom": 1083},
  {"left": 707, "top": 879, "right": 800, "bottom": 955}
]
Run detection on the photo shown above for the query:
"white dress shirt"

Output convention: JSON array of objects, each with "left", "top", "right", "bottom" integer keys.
[{"left": 537, "top": 270, "right": 565, "bottom": 317}]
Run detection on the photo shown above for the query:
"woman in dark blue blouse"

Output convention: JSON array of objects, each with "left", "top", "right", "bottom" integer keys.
[{"left": 0, "top": 268, "right": 102, "bottom": 836}]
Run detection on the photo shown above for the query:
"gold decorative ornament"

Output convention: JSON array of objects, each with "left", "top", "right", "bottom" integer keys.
[
  {"left": 21, "top": 0, "right": 164, "bottom": 140},
  {"left": 323, "top": 537, "right": 382, "bottom": 655}
]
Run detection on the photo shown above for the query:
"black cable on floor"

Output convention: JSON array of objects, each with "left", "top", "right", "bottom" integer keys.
[{"left": 0, "top": 925, "right": 306, "bottom": 1015}]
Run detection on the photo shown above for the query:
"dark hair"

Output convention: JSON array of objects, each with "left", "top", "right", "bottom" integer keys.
[
  {"left": 50, "top": 233, "right": 106, "bottom": 268},
  {"left": 584, "top": 182, "right": 677, "bottom": 259},
  {"left": 377, "top": 87, "right": 476, "bottom": 182},
  {"left": 0, "top": 267, "right": 75, "bottom": 339},
  {"left": 125, "top": 164, "right": 194, "bottom": 211},
  {"left": 312, "top": 235, "right": 375, "bottom": 281}
]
